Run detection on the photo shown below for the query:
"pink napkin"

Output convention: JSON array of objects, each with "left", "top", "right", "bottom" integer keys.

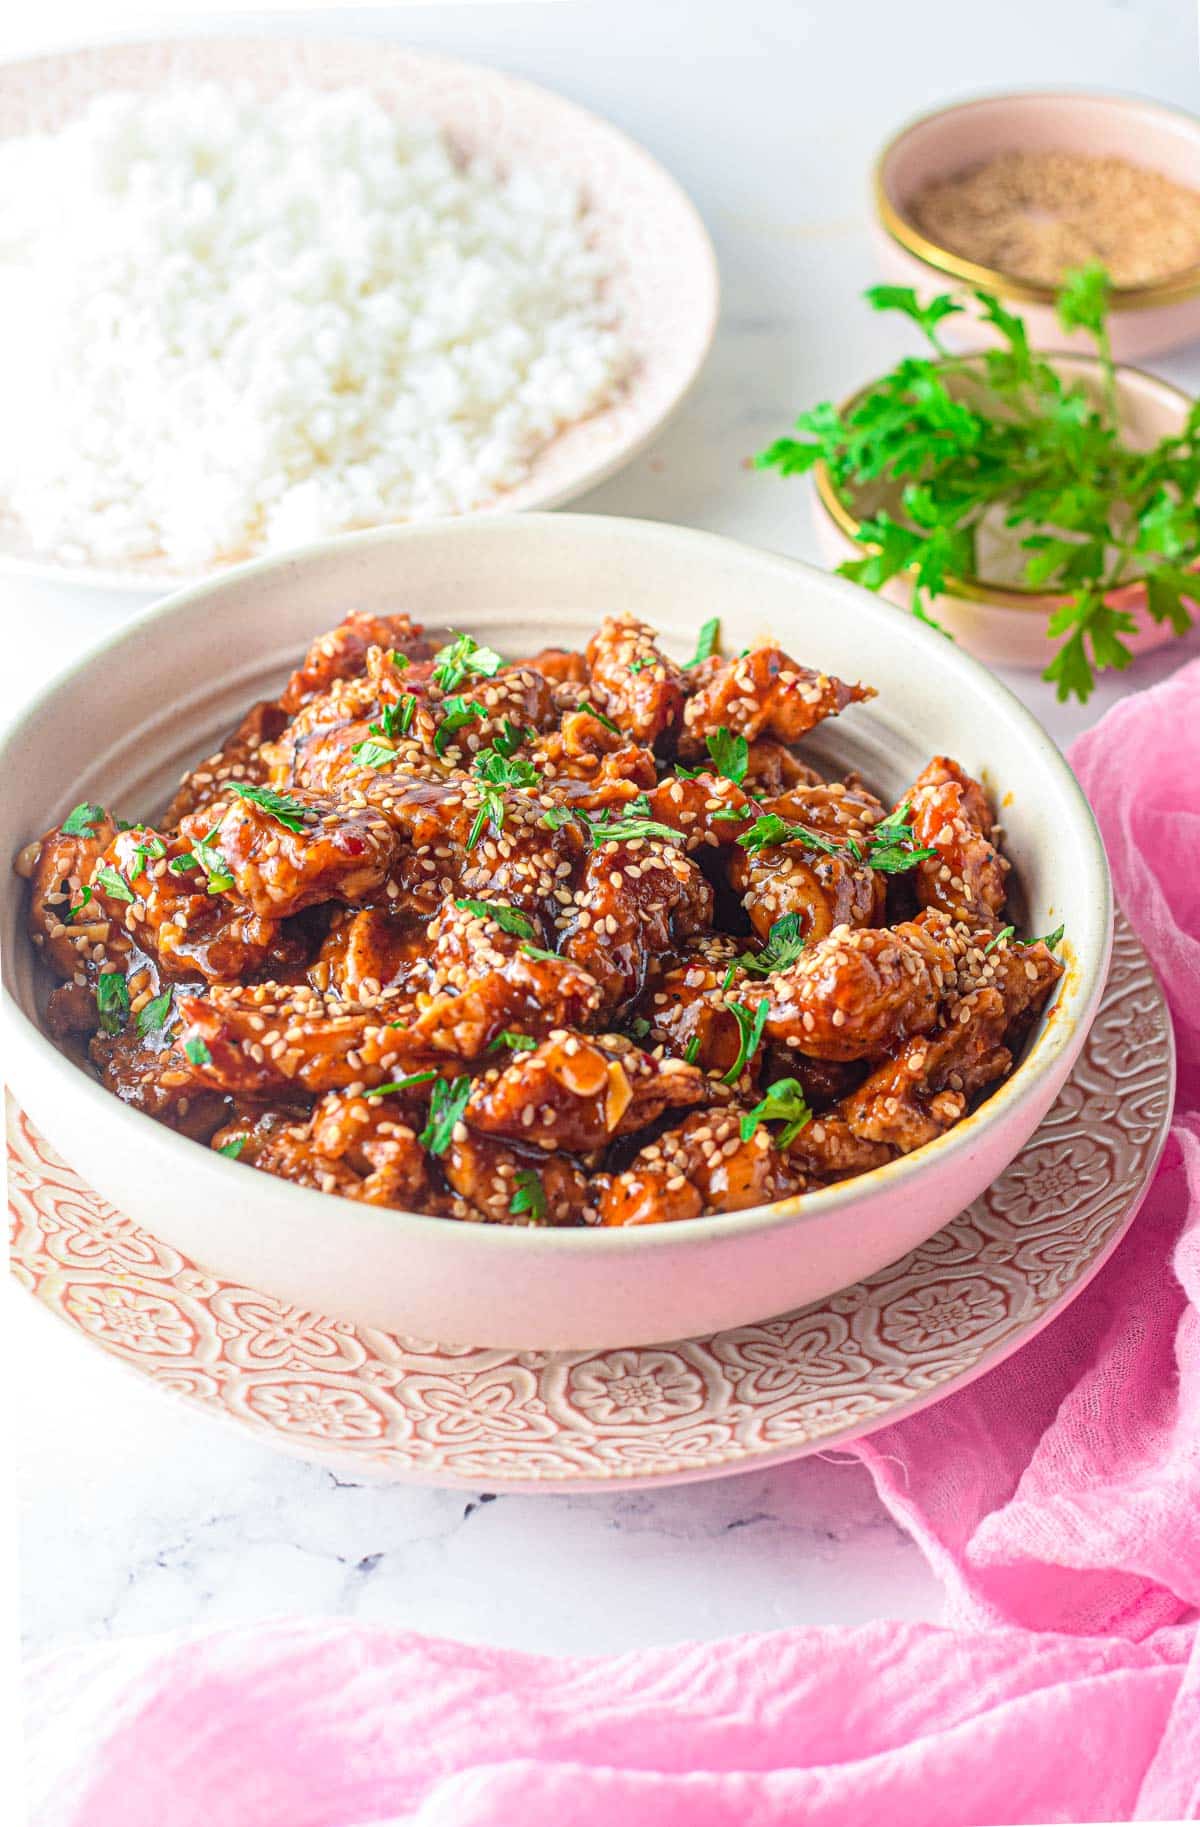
[{"left": 24, "top": 661, "right": 1200, "bottom": 1826}]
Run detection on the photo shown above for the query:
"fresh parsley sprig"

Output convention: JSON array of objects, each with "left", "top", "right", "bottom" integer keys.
[
  {"left": 723, "top": 997, "right": 769, "bottom": 1084},
  {"left": 454, "top": 898, "right": 535, "bottom": 940},
  {"left": 509, "top": 1168, "right": 547, "bottom": 1222},
  {"left": 419, "top": 1076, "right": 472, "bottom": 1156},
  {"left": 757, "top": 265, "right": 1199, "bottom": 702},
  {"left": 432, "top": 633, "right": 504, "bottom": 693},
  {"left": 736, "top": 912, "right": 806, "bottom": 976},
  {"left": 739, "top": 1077, "right": 812, "bottom": 1149},
  {"left": 684, "top": 617, "right": 720, "bottom": 669},
  {"left": 226, "top": 782, "right": 312, "bottom": 832}
]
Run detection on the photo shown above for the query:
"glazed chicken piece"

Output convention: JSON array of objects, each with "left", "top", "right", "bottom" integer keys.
[
  {"left": 788, "top": 1113, "right": 895, "bottom": 1182},
  {"left": 905, "top": 756, "right": 1009, "bottom": 929},
  {"left": 279, "top": 610, "right": 433, "bottom": 713},
  {"left": 644, "top": 771, "right": 752, "bottom": 853},
  {"left": 443, "top": 1131, "right": 591, "bottom": 1225},
  {"left": 209, "top": 1105, "right": 307, "bottom": 1166},
  {"left": 539, "top": 744, "right": 657, "bottom": 815},
  {"left": 179, "top": 789, "right": 397, "bottom": 920},
  {"left": 630, "top": 934, "right": 755, "bottom": 1077},
  {"left": 524, "top": 647, "right": 588, "bottom": 686},
  {"left": 310, "top": 907, "right": 431, "bottom": 998},
  {"left": 559, "top": 835, "right": 713, "bottom": 1009},
  {"left": 585, "top": 614, "right": 687, "bottom": 745},
  {"left": 729, "top": 782, "right": 887, "bottom": 943},
  {"left": 164, "top": 701, "right": 292, "bottom": 825},
  {"left": 465, "top": 1033, "right": 708, "bottom": 1154},
  {"left": 741, "top": 739, "right": 824, "bottom": 797},
  {"left": 87, "top": 825, "right": 302, "bottom": 984},
  {"left": 681, "top": 644, "right": 873, "bottom": 751},
  {"left": 760, "top": 918, "right": 954, "bottom": 1062},
  {"left": 833, "top": 986, "right": 1013, "bottom": 1155},
  {"left": 178, "top": 893, "right": 602, "bottom": 1097},
  {"left": 599, "top": 1107, "right": 803, "bottom": 1225},
  {"left": 90, "top": 1023, "right": 231, "bottom": 1140},
  {"left": 454, "top": 797, "right": 588, "bottom": 921},
  {"left": 21, "top": 806, "right": 123, "bottom": 981},
  {"left": 249, "top": 1088, "right": 440, "bottom": 1209}
]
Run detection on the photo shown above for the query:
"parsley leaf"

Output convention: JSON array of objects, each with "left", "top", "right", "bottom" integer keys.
[
  {"left": 684, "top": 1035, "right": 702, "bottom": 1064},
  {"left": 737, "top": 912, "right": 806, "bottom": 975},
  {"left": 737, "top": 814, "right": 840, "bottom": 858},
  {"left": 509, "top": 1168, "right": 546, "bottom": 1222},
  {"left": 136, "top": 988, "right": 174, "bottom": 1038},
  {"left": 434, "top": 697, "right": 486, "bottom": 758},
  {"left": 217, "top": 1136, "right": 246, "bottom": 1160},
  {"left": 739, "top": 1077, "right": 812, "bottom": 1149},
  {"left": 62, "top": 801, "right": 106, "bottom": 838},
  {"left": 432, "top": 633, "right": 504, "bottom": 692},
  {"left": 540, "top": 806, "right": 583, "bottom": 832},
  {"left": 578, "top": 699, "right": 621, "bottom": 736},
  {"left": 683, "top": 617, "right": 720, "bottom": 669},
  {"left": 705, "top": 726, "right": 749, "bottom": 786},
  {"left": 587, "top": 812, "right": 682, "bottom": 847},
  {"left": 627, "top": 1016, "right": 652, "bottom": 1040},
  {"left": 419, "top": 1075, "right": 472, "bottom": 1156},
  {"left": 865, "top": 802, "right": 939, "bottom": 874},
  {"left": 521, "top": 942, "right": 562, "bottom": 964},
  {"left": 225, "top": 781, "right": 311, "bottom": 832},
  {"left": 454, "top": 898, "right": 535, "bottom": 940},
  {"left": 984, "top": 925, "right": 1015, "bottom": 954},
  {"left": 488, "top": 1030, "right": 537, "bottom": 1053},
  {"left": 184, "top": 1036, "right": 212, "bottom": 1067},
  {"left": 95, "top": 971, "right": 129, "bottom": 1036},
  {"left": 723, "top": 997, "right": 769, "bottom": 1084},
  {"left": 366, "top": 1071, "right": 438, "bottom": 1097},
  {"left": 95, "top": 864, "right": 135, "bottom": 904}
]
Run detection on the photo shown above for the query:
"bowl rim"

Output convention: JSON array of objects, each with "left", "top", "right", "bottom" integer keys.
[
  {"left": 811, "top": 350, "right": 1196, "bottom": 614},
  {"left": 0, "top": 511, "right": 1113, "bottom": 1255},
  {"left": 874, "top": 86, "right": 1200, "bottom": 311},
  {"left": 0, "top": 33, "right": 719, "bottom": 596}
]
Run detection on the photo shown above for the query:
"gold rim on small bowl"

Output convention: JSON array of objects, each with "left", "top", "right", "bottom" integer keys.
[
  {"left": 873, "top": 90, "right": 1200, "bottom": 314},
  {"left": 812, "top": 352, "right": 1197, "bottom": 615}
]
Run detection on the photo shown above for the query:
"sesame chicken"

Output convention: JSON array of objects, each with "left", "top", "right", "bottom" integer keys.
[
  {"left": 681, "top": 644, "right": 874, "bottom": 750},
  {"left": 15, "top": 614, "right": 1063, "bottom": 1227}
]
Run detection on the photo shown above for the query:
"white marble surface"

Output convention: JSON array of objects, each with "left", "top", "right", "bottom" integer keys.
[{"left": 8, "top": 0, "right": 1200, "bottom": 1660}]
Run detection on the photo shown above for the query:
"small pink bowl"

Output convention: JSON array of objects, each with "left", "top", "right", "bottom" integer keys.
[{"left": 874, "top": 90, "right": 1200, "bottom": 361}]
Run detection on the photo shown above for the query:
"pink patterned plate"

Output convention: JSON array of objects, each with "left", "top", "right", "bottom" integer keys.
[
  {"left": 6, "top": 915, "right": 1172, "bottom": 1492},
  {"left": 0, "top": 37, "right": 717, "bottom": 594}
]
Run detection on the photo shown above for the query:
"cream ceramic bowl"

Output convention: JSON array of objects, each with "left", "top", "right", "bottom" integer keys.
[
  {"left": 0, "top": 515, "right": 1112, "bottom": 1350},
  {"left": 874, "top": 90, "right": 1200, "bottom": 362},
  {"left": 811, "top": 354, "right": 1198, "bottom": 669}
]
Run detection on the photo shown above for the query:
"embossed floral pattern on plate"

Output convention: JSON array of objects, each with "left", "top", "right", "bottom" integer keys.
[{"left": 6, "top": 916, "right": 1174, "bottom": 1492}]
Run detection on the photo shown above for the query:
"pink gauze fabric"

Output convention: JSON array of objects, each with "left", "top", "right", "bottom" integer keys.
[{"left": 23, "top": 660, "right": 1200, "bottom": 1826}]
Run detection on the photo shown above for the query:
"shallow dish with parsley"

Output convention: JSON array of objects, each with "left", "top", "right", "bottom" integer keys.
[{"left": 0, "top": 515, "right": 1111, "bottom": 1346}]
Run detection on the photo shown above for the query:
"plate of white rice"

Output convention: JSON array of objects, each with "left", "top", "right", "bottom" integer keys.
[{"left": 0, "top": 37, "right": 718, "bottom": 592}]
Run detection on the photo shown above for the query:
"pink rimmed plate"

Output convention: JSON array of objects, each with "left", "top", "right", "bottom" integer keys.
[{"left": 6, "top": 915, "right": 1172, "bottom": 1492}]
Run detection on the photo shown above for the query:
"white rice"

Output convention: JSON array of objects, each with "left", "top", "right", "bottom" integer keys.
[{"left": 0, "top": 84, "right": 630, "bottom": 568}]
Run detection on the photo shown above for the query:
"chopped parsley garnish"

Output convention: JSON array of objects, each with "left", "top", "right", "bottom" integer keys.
[
  {"left": 184, "top": 1036, "right": 212, "bottom": 1067},
  {"left": 723, "top": 997, "right": 769, "bottom": 1084},
  {"left": 737, "top": 912, "right": 806, "bottom": 976},
  {"left": 94, "top": 864, "right": 135, "bottom": 904},
  {"left": 390, "top": 650, "right": 410, "bottom": 670},
  {"left": 63, "top": 801, "right": 107, "bottom": 838},
  {"left": 226, "top": 782, "right": 311, "bottom": 832},
  {"left": 485, "top": 718, "right": 530, "bottom": 762},
  {"left": 489, "top": 1030, "right": 538, "bottom": 1053},
  {"left": 379, "top": 695, "right": 418, "bottom": 740},
  {"left": 454, "top": 898, "right": 535, "bottom": 940},
  {"left": 578, "top": 699, "right": 622, "bottom": 736},
  {"left": 521, "top": 942, "right": 562, "bottom": 965},
  {"left": 191, "top": 830, "right": 235, "bottom": 894},
  {"left": 705, "top": 726, "right": 748, "bottom": 786},
  {"left": 984, "top": 922, "right": 1064, "bottom": 955},
  {"left": 366, "top": 1071, "right": 438, "bottom": 1098},
  {"left": 432, "top": 633, "right": 504, "bottom": 692},
  {"left": 509, "top": 1168, "right": 547, "bottom": 1222},
  {"left": 627, "top": 657, "right": 653, "bottom": 674},
  {"left": 434, "top": 697, "right": 485, "bottom": 758},
  {"left": 467, "top": 744, "right": 540, "bottom": 844},
  {"left": 865, "top": 803, "right": 938, "bottom": 874},
  {"left": 136, "top": 988, "right": 174, "bottom": 1038},
  {"left": 217, "top": 1136, "right": 246, "bottom": 1160},
  {"left": 684, "top": 1035, "right": 701, "bottom": 1065},
  {"left": 419, "top": 1075, "right": 472, "bottom": 1156},
  {"left": 95, "top": 971, "right": 129, "bottom": 1036},
  {"left": 68, "top": 884, "right": 95, "bottom": 922},
  {"left": 540, "top": 805, "right": 583, "bottom": 832},
  {"left": 128, "top": 834, "right": 167, "bottom": 879},
  {"left": 739, "top": 1077, "right": 813, "bottom": 1149},
  {"left": 737, "top": 814, "right": 841, "bottom": 857},
  {"left": 351, "top": 732, "right": 399, "bottom": 769},
  {"left": 586, "top": 812, "right": 682, "bottom": 848},
  {"left": 712, "top": 806, "right": 750, "bottom": 821},
  {"left": 683, "top": 616, "right": 720, "bottom": 669},
  {"left": 628, "top": 1016, "right": 652, "bottom": 1040}
]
